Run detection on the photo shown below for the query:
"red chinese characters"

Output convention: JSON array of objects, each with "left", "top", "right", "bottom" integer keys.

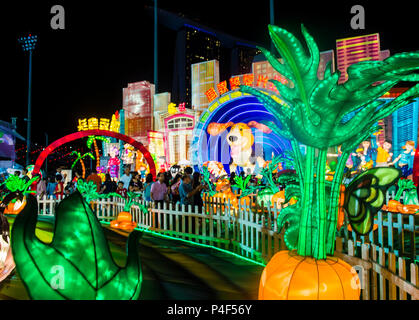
[
  {"left": 217, "top": 81, "right": 229, "bottom": 95},
  {"left": 205, "top": 87, "right": 218, "bottom": 102},
  {"left": 229, "top": 76, "right": 240, "bottom": 90}
]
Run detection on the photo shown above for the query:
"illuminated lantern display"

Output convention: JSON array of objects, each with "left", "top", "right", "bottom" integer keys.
[
  {"left": 11, "top": 192, "right": 142, "bottom": 299},
  {"left": 4, "top": 198, "right": 26, "bottom": 215},
  {"left": 136, "top": 153, "right": 148, "bottom": 178},
  {"left": 259, "top": 250, "right": 360, "bottom": 299},
  {"left": 107, "top": 146, "right": 120, "bottom": 179},
  {"left": 109, "top": 191, "right": 146, "bottom": 231},
  {"left": 191, "top": 93, "right": 291, "bottom": 175},
  {"left": 167, "top": 102, "right": 178, "bottom": 115},
  {"left": 97, "top": 166, "right": 107, "bottom": 182},
  {"left": 32, "top": 129, "right": 157, "bottom": 180},
  {"left": 70, "top": 151, "right": 95, "bottom": 179},
  {"left": 110, "top": 211, "right": 137, "bottom": 231},
  {"left": 87, "top": 136, "right": 111, "bottom": 169},
  {"left": 239, "top": 24, "right": 419, "bottom": 299},
  {"left": 121, "top": 144, "right": 135, "bottom": 165},
  {"left": 203, "top": 161, "right": 227, "bottom": 178},
  {"left": 3, "top": 175, "right": 37, "bottom": 215}
]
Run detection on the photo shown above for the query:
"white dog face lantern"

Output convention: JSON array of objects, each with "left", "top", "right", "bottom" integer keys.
[{"left": 207, "top": 121, "right": 272, "bottom": 174}]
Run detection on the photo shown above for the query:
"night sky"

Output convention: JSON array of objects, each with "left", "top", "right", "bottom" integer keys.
[{"left": 3, "top": 0, "right": 418, "bottom": 145}]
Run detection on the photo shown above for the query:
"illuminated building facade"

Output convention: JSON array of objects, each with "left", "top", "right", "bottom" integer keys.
[
  {"left": 191, "top": 60, "right": 220, "bottom": 117},
  {"left": 392, "top": 98, "right": 419, "bottom": 159},
  {"left": 336, "top": 34, "right": 381, "bottom": 84},
  {"left": 122, "top": 81, "right": 155, "bottom": 146}
]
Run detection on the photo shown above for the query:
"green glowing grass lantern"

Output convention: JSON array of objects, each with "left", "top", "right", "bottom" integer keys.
[
  {"left": 240, "top": 24, "right": 419, "bottom": 260},
  {"left": 243, "top": 24, "right": 419, "bottom": 300},
  {"left": 11, "top": 191, "right": 142, "bottom": 300}
]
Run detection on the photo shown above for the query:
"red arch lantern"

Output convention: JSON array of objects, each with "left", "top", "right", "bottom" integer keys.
[{"left": 32, "top": 130, "right": 156, "bottom": 180}]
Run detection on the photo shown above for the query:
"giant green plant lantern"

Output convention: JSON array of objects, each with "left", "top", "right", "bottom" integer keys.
[
  {"left": 11, "top": 191, "right": 142, "bottom": 299},
  {"left": 242, "top": 24, "right": 419, "bottom": 300}
]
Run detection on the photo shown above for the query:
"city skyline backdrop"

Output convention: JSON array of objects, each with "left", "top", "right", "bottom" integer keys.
[{"left": 3, "top": 1, "right": 419, "bottom": 145}]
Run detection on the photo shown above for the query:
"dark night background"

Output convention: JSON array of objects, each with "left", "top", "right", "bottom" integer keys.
[{"left": 2, "top": 0, "right": 418, "bottom": 145}]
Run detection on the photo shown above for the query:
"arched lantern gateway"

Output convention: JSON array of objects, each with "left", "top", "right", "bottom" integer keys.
[{"left": 32, "top": 130, "right": 156, "bottom": 180}]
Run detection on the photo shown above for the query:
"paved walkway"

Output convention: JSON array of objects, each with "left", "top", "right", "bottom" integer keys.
[{"left": 0, "top": 217, "right": 263, "bottom": 300}]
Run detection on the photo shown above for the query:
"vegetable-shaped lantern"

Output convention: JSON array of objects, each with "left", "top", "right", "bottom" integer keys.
[
  {"left": 239, "top": 20, "right": 419, "bottom": 299},
  {"left": 11, "top": 192, "right": 142, "bottom": 299},
  {"left": 384, "top": 178, "right": 419, "bottom": 214},
  {"left": 2, "top": 175, "right": 38, "bottom": 215},
  {"left": 109, "top": 191, "right": 148, "bottom": 231},
  {"left": 259, "top": 250, "right": 360, "bottom": 299}
]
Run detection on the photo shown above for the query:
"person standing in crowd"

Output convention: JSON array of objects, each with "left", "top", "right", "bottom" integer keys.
[
  {"left": 192, "top": 172, "right": 204, "bottom": 212},
  {"left": 163, "top": 171, "right": 172, "bottom": 188},
  {"left": 179, "top": 174, "right": 204, "bottom": 207},
  {"left": 101, "top": 174, "right": 116, "bottom": 194},
  {"left": 86, "top": 169, "right": 102, "bottom": 193},
  {"left": 150, "top": 172, "right": 168, "bottom": 208},
  {"left": 46, "top": 176, "right": 57, "bottom": 198},
  {"left": 170, "top": 174, "right": 182, "bottom": 205},
  {"left": 36, "top": 177, "right": 47, "bottom": 198},
  {"left": 143, "top": 173, "right": 154, "bottom": 202},
  {"left": 53, "top": 174, "right": 64, "bottom": 199},
  {"left": 120, "top": 166, "right": 132, "bottom": 190},
  {"left": 129, "top": 172, "right": 143, "bottom": 193},
  {"left": 56, "top": 167, "right": 67, "bottom": 183},
  {"left": 184, "top": 167, "right": 193, "bottom": 179},
  {"left": 116, "top": 181, "right": 128, "bottom": 198}
]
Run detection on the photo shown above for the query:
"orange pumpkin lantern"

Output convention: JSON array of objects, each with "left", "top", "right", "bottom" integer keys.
[
  {"left": 110, "top": 211, "right": 137, "bottom": 231},
  {"left": 271, "top": 190, "right": 285, "bottom": 208},
  {"left": 259, "top": 250, "right": 360, "bottom": 300},
  {"left": 4, "top": 198, "right": 27, "bottom": 215}
]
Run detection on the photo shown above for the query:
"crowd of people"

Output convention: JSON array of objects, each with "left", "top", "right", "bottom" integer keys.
[{"left": 21, "top": 165, "right": 209, "bottom": 211}]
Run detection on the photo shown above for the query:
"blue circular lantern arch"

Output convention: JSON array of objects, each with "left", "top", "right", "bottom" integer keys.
[{"left": 190, "top": 90, "right": 292, "bottom": 174}]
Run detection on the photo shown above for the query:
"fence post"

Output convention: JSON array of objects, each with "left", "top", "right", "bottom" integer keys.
[
  {"left": 398, "top": 257, "right": 407, "bottom": 300},
  {"left": 371, "top": 244, "right": 378, "bottom": 300},
  {"left": 411, "top": 263, "right": 418, "bottom": 300},
  {"left": 361, "top": 243, "right": 370, "bottom": 300},
  {"left": 388, "top": 252, "right": 397, "bottom": 300},
  {"left": 378, "top": 247, "right": 386, "bottom": 300}
]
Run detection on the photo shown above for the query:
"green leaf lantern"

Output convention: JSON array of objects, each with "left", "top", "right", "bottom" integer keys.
[
  {"left": 344, "top": 167, "right": 401, "bottom": 235},
  {"left": 11, "top": 192, "right": 142, "bottom": 300}
]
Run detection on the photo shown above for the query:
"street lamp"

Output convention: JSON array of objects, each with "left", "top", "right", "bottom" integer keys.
[{"left": 18, "top": 33, "right": 38, "bottom": 167}]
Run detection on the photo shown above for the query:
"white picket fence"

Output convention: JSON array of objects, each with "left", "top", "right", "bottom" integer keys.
[
  {"left": 34, "top": 189, "right": 411, "bottom": 263},
  {"left": 30, "top": 190, "right": 419, "bottom": 300},
  {"left": 35, "top": 194, "right": 285, "bottom": 263}
]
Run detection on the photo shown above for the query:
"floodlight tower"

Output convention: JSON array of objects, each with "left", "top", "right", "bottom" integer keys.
[{"left": 18, "top": 33, "right": 38, "bottom": 166}]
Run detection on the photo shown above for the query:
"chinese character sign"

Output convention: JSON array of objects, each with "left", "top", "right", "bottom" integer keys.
[
  {"left": 205, "top": 87, "right": 218, "bottom": 103},
  {"left": 78, "top": 114, "right": 119, "bottom": 133},
  {"left": 178, "top": 103, "right": 186, "bottom": 113},
  {"left": 217, "top": 81, "right": 229, "bottom": 95}
]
